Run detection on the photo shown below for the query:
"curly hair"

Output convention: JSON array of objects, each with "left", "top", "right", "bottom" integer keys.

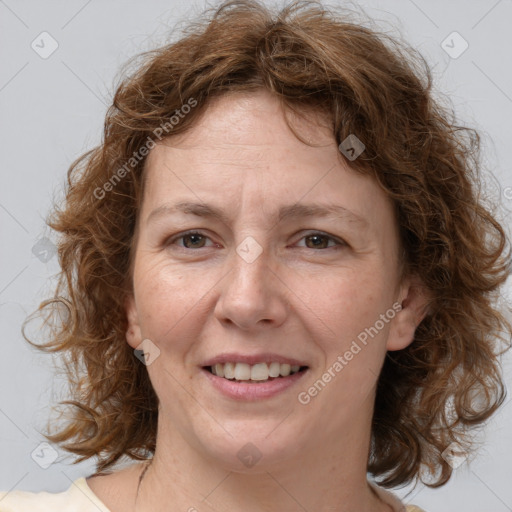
[{"left": 24, "top": 0, "right": 511, "bottom": 489}]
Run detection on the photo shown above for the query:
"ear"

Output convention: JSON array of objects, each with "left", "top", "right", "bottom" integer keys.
[
  {"left": 125, "top": 293, "right": 143, "bottom": 349},
  {"left": 386, "top": 274, "right": 431, "bottom": 351}
]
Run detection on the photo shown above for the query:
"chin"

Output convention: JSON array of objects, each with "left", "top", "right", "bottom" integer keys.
[{"left": 194, "top": 422, "right": 305, "bottom": 473}]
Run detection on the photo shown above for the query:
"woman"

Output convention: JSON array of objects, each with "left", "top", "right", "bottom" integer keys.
[{"left": 1, "top": 0, "right": 510, "bottom": 511}]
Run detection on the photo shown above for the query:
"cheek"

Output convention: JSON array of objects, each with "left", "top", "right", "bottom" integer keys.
[
  {"left": 305, "top": 265, "right": 393, "bottom": 350},
  {"left": 133, "top": 259, "right": 214, "bottom": 353},
  {"left": 299, "top": 280, "right": 393, "bottom": 425},
  {"left": 301, "top": 267, "right": 394, "bottom": 403}
]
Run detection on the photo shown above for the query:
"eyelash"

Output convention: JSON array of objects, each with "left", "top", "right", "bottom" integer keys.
[{"left": 167, "top": 230, "right": 346, "bottom": 251}]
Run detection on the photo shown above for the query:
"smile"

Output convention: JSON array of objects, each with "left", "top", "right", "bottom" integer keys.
[
  {"left": 207, "top": 362, "right": 306, "bottom": 382},
  {"left": 201, "top": 359, "right": 309, "bottom": 400}
]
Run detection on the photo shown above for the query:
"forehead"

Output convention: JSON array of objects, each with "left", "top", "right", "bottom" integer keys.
[
  {"left": 139, "top": 89, "right": 396, "bottom": 240},
  {"left": 167, "top": 89, "right": 335, "bottom": 149},
  {"left": 143, "top": 89, "right": 346, "bottom": 198}
]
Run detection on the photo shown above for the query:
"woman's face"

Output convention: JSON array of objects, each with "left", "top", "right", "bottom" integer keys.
[{"left": 126, "top": 89, "right": 421, "bottom": 471}]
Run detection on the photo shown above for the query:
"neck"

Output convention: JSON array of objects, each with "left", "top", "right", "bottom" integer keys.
[{"left": 135, "top": 396, "right": 390, "bottom": 512}]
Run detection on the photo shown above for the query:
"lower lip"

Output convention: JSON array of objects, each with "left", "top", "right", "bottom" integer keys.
[{"left": 201, "top": 367, "right": 308, "bottom": 401}]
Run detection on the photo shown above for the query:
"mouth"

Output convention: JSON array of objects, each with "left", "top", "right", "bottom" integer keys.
[
  {"left": 200, "top": 355, "right": 310, "bottom": 400},
  {"left": 203, "top": 362, "right": 309, "bottom": 383}
]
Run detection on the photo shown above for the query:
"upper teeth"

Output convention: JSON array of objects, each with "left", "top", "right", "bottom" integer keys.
[{"left": 211, "top": 362, "right": 302, "bottom": 381}]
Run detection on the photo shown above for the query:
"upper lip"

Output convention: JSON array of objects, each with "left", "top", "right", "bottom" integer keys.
[{"left": 202, "top": 353, "right": 309, "bottom": 367}]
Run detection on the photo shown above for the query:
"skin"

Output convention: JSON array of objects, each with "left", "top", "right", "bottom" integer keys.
[{"left": 88, "top": 89, "right": 429, "bottom": 512}]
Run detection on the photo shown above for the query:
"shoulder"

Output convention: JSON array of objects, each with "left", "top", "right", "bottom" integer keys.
[
  {"left": 369, "top": 480, "right": 427, "bottom": 512},
  {"left": 0, "top": 478, "right": 111, "bottom": 512},
  {"left": 0, "top": 463, "right": 145, "bottom": 512},
  {"left": 85, "top": 462, "right": 145, "bottom": 511}
]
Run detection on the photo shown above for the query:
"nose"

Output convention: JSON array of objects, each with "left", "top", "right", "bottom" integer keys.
[{"left": 213, "top": 242, "right": 289, "bottom": 331}]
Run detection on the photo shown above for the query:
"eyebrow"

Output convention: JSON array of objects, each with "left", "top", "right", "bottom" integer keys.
[{"left": 146, "top": 201, "right": 369, "bottom": 228}]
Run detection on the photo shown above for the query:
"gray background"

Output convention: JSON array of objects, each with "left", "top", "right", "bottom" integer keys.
[{"left": 0, "top": 0, "right": 511, "bottom": 510}]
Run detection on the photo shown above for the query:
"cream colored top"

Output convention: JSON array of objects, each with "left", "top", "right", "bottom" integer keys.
[{"left": 0, "top": 477, "right": 425, "bottom": 511}]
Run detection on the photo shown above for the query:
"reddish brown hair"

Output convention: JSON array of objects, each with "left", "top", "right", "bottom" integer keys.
[{"left": 25, "top": 0, "right": 511, "bottom": 488}]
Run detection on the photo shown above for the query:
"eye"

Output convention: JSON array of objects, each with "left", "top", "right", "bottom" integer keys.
[
  {"left": 295, "top": 232, "right": 346, "bottom": 250},
  {"left": 169, "top": 231, "right": 216, "bottom": 249},
  {"left": 167, "top": 230, "right": 346, "bottom": 251}
]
